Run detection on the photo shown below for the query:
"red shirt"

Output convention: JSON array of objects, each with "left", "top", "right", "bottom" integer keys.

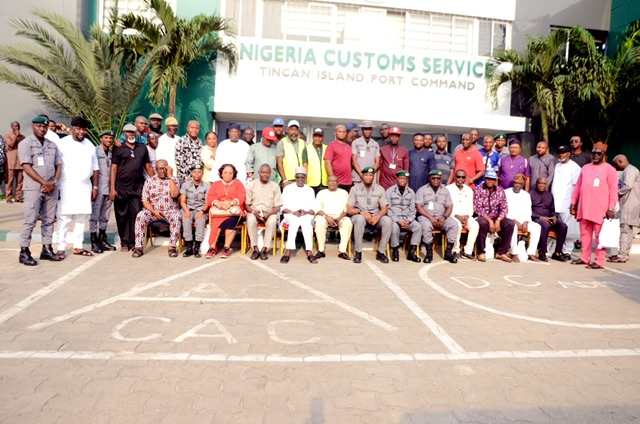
[
  {"left": 379, "top": 145, "right": 409, "bottom": 190},
  {"left": 325, "top": 140, "right": 353, "bottom": 185},
  {"left": 454, "top": 147, "right": 485, "bottom": 188}
]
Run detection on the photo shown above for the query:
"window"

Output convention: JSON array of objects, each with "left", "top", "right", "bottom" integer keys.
[{"left": 100, "top": 0, "right": 177, "bottom": 28}]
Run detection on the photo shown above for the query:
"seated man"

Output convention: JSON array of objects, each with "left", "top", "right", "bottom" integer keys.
[
  {"left": 179, "top": 164, "right": 210, "bottom": 258},
  {"left": 386, "top": 170, "right": 421, "bottom": 262},
  {"left": 446, "top": 169, "right": 479, "bottom": 260},
  {"left": 132, "top": 159, "right": 181, "bottom": 258},
  {"left": 245, "top": 164, "right": 283, "bottom": 260},
  {"left": 315, "top": 175, "right": 353, "bottom": 260},
  {"left": 505, "top": 173, "right": 541, "bottom": 262},
  {"left": 531, "top": 176, "right": 569, "bottom": 261},
  {"left": 416, "top": 170, "right": 459, "bottom": 263},
  {"left": 473, "top": 170, "right": 514, "bottom": 262},
  {"left": 281, "top": 167, "right": 317, "bottom": 264},
  {"left": 347, "top": 167, "right": 392, "bottom": 264}
]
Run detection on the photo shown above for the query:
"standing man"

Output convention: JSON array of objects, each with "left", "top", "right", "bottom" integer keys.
[
  {"left": 110, "top": 123, "right": 154, "bottom": 251},
  {"left": 477, "top": 134, "right": 500, "bottom": 186},
  {"left": 246, "top": 127, "right": 278, "bottom": 183},
  {"left": 347, "top": 167, "right": 392, "bottom": 264},
  {"left": 345, "top": 123, "right": 359, "bottom": 144},
  {"left": 449, "top": 133, "right": 484, "bottom": 187},
  {"left": 531, "top": 177, "right": 569, "bottom": 262},
  {"left": 145, "top": 132, "right": 159, "bottom": 179},
  {"left": 379, "top": 127, "right": 409, "bottom": 190},
  {"left": 5, "top": 121, "right": 25, "bottom": 203},
  {"left": 324, "top": 124, "right": 353, "bottom": 192},
  {"left": 315, "top": 175, "right": 352, "bottom": 260},
  {"left": 416, "top": 170, "right": 459, "bottom": 264},
  {"left": 175, "top": 120, "right": 203, "bottom": 184},
  {"left": 180, "top": 164, "right": 210, "bottom": 258},
  {"left": 118, "top": 116, "right": 148, "bottom": 145},
  {"left": 552, "top": 145, "right": 582, "bottom": 256},
  {"left": 55, "top": 116, "right": 99, "bottom": 259},
  {"left": 245, "top": 164, "right": 282, "bottom": 260},
  {"left": 272, "top": 118, "right": 286, "bottom": 141},
  {"left": 156, "top": 117, "right": 179, "bottom": 171},
  {"left": 423, "top": 133, "right": 434, "bottom": 152},
  {"left": 242, "top": 127, "right": 255, "bottom": 146},
  {"left": 494, "top": 133, "right": 509, "bottom": 158},
  {"left": 570, "top": 142, "right": 618, "bottom": 269},
  {"left": 498, "top": 138, "right": 530, "bottom": 191},
  {"left": 446, "top": 169, "right": 479, "bottom": 260},
  {"left": 90, "top": 130, "right": 117, "bottom": 254},
  {"left": 277, "top": 120, "right": 305, "bottom": 185},
  {"left": 148, "top": 113, "right": 164, "bottom": 135},
  {"left": 351, "top": 120, "right": 380, "bottom": 185},
  {"left": 303, "top": 128, "right": 328, "bottom": 193},
  {"left": 473, "top": 170, "right": 515, "bottom": 262},
  {"left": 530, "top": 141, "right": 556, "bottom": 190},
  {"left": 378, "top": 123, "right": 391, "bottom": 144},
  {"left": 434, "top": 135, "right": 454, "bottom": 183},
  {"left": 280, "top": 167, "right": 317, "bottom": 264},
  {"left": 505, "top": 173, "right": 541, "bottom": 262},
  {"left": 408, "top": 132, "right": 436, "bottom": 192},
  {"left": 609, "top": 155, "right": 640, "bottom": 263},
  {"left": 569, "top": 135, "right": 591, "bottom": 167},
  {"left": 213, "top": 123, "right": 249, "bottom": 184},
  {"left": 386, "top": 170, "right": 421, "bottom": 262},
  {"left": 18, "top": 116, "right": 62, "bottom": 265}
]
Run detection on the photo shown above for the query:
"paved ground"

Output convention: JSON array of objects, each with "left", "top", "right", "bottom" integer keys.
[{"left": 0, "top": 202, "right": 639, "bottom": 423}]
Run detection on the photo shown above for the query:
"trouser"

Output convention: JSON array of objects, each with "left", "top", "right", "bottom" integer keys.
[
  {"left": 579, "top": 219, "right": 605, "bottom": 266},
  {"left": 57, "top": 214, "right": 88, "bottom": 251},
  {"left": 476, "top": 217, "right": 514, "bottom": 255},
  {"left": 451, "top": 217, "right": 479, "bottom": 254},
  {"left": 20, "top": 189, "right": 58, "bottom": 248},
  {"left": 283, "top": 214, "right": 314, "bottom": 251},
  {"left": 352, "top": 214, "right": 392, "bottom": 253},
  {"left": 90, "top": 194, "right": 112, "bottom": 232},
  {"left": 618, "top": 222, "right": 635, "bottom": 259},
  {"left": 6, "top": 169, "right": 23, "bottom": 198},
  {"left": 114, "top": 195, "right": 142, "bottom": 248},
  {"left": 534, "top": 218, "right": 568, "bottom": 255},
  {"left": 417, "top": 216, "right": 459, "bottom": 245},
  {"left": 315, "top": 215, "right": 353, "bottom": 253},
  {"left": 510, "top": 221, "right": 541, "bottom": 255},
  {"left": 246, "top": 213, "right": 278, "bottom": 249},
  {"left": 134, "top": 209, "right": 182, "bottom": 248},
  {"left": 181, "top": 209, "right": 207, "bottom": 242},
  {"left": 559, "top": 211, "right": 579, "bottom": 254},
  {"left": 390, "top": 220, "right": 421, "bottom": 247}
]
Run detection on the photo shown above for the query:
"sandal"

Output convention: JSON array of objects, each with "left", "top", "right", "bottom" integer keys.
[
  {"left": 131, "top": 248, "right": 143, "bottom": 258},
  {"left": 73, "top": 249, "right": 93, "bottom": 257},
  {"left": 280, "top": 255, "right": 290, "bottom": 264},
  {"left": 586, "top": 262, "right": 604, "bottom": 269},
  {"left": 571, "top": 259, "right": 588, "bottom": 265},
  {"left": 307, "top": 255, "right": 318, "bottom": 264},
  {"left": 56, "top": 251, "right": 66, "bottom": 261},
  {"left": 608, "top": 256, "right": 628, "bottom": 263},
  {"left": 168, "top": 248, "right": 178, "bottom": 258}
]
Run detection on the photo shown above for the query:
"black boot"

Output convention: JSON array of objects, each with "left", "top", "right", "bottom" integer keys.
[
  {"left": 40, "top": 244, "right": 61, "bottom": 261},
  {"left": 193, "top": 241, "right": 202, "bottom": 258},
  {"left": 91, "top": 233, "right": 103, "bottom": 254},
  {"left": 423, "top": 243, "right": 433, "bottom": 263},
  {"left": 444, "top": 245, "right": 458, "bottom": 264},
  {"left": 353, "top": 251, "right": 362, "bottom": 264},
  {"left": 391, "top": 247, "right": 400, "bottom": 262},
  {"left": 19, "top": 247, "right": 37, "bottom": 266},
  {"left": 407, "top": 245, "right": 421, "bottom": 263},
  {"left": 183, "top": 241, "right": 194, "bottom": 257},
  {"left": 99, "top": 230, "right": 117, "bottom": 251}
]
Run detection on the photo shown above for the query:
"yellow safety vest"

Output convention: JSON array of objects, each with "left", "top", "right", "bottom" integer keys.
[
  {"left": 305, "top": 144, "right": 328, "bottom": 187},
  {"left": 282, "top": 139, "right": 305, "bottom": 181}
]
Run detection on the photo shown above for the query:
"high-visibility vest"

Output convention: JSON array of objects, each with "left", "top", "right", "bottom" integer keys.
[
  {"left": 305, "top": 144, "right": 328, "bottom": 187},
  {"left": 282, "top": 139, "right": 305, "bottom": 181}
]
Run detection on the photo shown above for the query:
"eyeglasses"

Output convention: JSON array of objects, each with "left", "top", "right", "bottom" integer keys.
[
  {"left": 570, "top": 139, "right": 580, "bottom": 143},
  {"left": 591, "top": 151, "right": 604, "bottom": 156},
  {"left": 455, "top": 175, "right": 466, "bottom": 179},
  {"left": 430, "top": 177, "right": 442, "bottom": 180}
]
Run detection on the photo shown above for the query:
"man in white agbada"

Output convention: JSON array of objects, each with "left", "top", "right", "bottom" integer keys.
[
  {"left": 55, "top": 116, "right": 99, "bottom": 258},
  {"left": 211, "top": 123, "right": 249, "bottom": 184},
  {"left": 280, "top": 167, "right": 318, "bottom": 264},
  {"left": 156, "top": 116, "right": 179, "bottom": 171},
  {"left": 446, "top": 169, "right": 479, "bottom": 260},
  {"left": 551, "top": 145, "right": 581, "bottom": 255},
  {"left": 505, "top": 173, "right": 541, "bottom": 262}
]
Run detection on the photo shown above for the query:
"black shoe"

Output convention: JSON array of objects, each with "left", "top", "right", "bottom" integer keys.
[
  {"left": 99, "top": 230, "right": 117, "bottom": 251},
  {"left": 460, "top": 252, "right": 475, "bottom": 261},
  {"left": 91, "top": 233, "right": 103, "bottom": 254},
  {"left": 338, "top": 252, "right": 350, "bottom": 260},
  {"left": 259, "top": 250, "right": 268, "bottom": 260},
  {"left": 538, "top": 253, "right": 548, "bottom": 262},
  {"left": 575, "top": 240, "right": 582, "bottom": 250},
  {"left": 391, "top": 247, "right": 399, "bottom": 262},
  {"left": 315, "top": 251, "right": 326, "bottom": 259},
  {"left": 19, "top": 247, "right": 37, "bottom": 266},
  {"left": 562, "top": 253, "right": 572, "bottom": 261},
  {"left": 40, "top": 244, "right": 61, "bottom": 261},
  {"left": 183, "top": 241, "right": 194, "bottom": 257},
  {"left": 407, "top": 245, "right": 421, "bottom": 263},
  {"left": 353, "top": 251, "right": 362, "bottom": 263},
  {"left": 376, "top": 251, "right": 389, "bottom": 263},
  {"left": 423, "top": 243, "right": 433, "bottom": 263},
  {"left": 193, "top": 242, "right": 202, "bottom": 258},
  {"left": 551, "top": 252, "right": 568, "bottom": 262},
  {"left": 250, "top": 250, "right": 260, "bottom": 260}
]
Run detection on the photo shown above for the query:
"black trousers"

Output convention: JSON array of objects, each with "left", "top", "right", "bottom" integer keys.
[
  {"left": 476, "top": 216, "right": 514, "bottom": 255},
  {"left": 114, "top": 195, "right": 142, "bottom": 248},
  {"left": 534, "top": 218, "right": 567, "bottom": 254}
]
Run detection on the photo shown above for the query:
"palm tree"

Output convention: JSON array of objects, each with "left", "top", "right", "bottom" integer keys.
[
  {"left": 119, "top": 0, "right": 238, "bottom": 117},
  {"left": 0, "top": 7, "right": 167, "bottom": 144}
]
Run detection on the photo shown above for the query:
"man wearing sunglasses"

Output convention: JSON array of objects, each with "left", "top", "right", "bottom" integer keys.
[
  {"left": 570, "top": 142, "right": 618, "bottom": 269},
  {"left": 569, "top": 135, "right": 591, "bottom": 168}
]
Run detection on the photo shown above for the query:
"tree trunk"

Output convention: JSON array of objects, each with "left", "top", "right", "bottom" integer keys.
[
  {"left": 169, "top": 83, "right": 177, "bottom": 117},
  {"left": 540, "top": 109, "right": 549, "bottom": 142}
]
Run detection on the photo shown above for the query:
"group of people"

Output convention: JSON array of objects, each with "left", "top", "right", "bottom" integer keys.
[{"left": 12, "top": 114, "right": 640, "bottom": 270}]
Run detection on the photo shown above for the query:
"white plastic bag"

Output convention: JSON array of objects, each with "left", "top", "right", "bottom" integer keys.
[
  {"left": 598, "top": 218, "right": 620, "bottom": 249},
  {"left": 516, "top": 240, "right": 529, "bottom": 262},
  {"left": 485, "top": 234, "right": 495, "bottom": 259}
]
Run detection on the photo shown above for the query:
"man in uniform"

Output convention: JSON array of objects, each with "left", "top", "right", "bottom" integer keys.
[
  {"left": 494, "top": 133, "right": 509, "bottom": 158},
  {"left": 324, "top": 124, "right": 353, "bottom": 192},
  {"left": 175, "top": 120, "right": 203, "bottom": 184},
  {"left": 347, "top": 167, "right": 392, "bottom": 264},
  {"left": 386, "top": 170, "right": 421, "bottom": 262},
  {"left": 18, "top": 116, "right": 63, "bottom": 265},
  {"left": 5, "top": 121, "right": 25, "bottom": 203},
  {"left": 246, "top": 164, "right": 283, "bottom": 260},
  {"left": 55, "top": 116, "right": 99, "bottom": 259},
  {"left": 434, "top": 135, "right": 454, "bottom": 183},
  {"left": 90, "top": 130, "right": 117, "bottom": 254},
  {"left": 569, "top": 135, "right": 591, "bottom": 167},
  {"left": 408, "top": 132, "right": 436, "bottom": 192},
  {"left": 351, "top": 121, "right": 380, "bottom": 184},
  {"left": 609, "top": 154, "right": 640, "bottom": 263},
  {"left": 180, "top": 164, "right": 210, "bottom": 258},
  {"left": 315, "top": 175, "right": 352, "bottom": 260},
  {"left": 303, "top": 128, "right": 328, "bottom": 193},
  {"left": 416, "top": 170, "right": 459, "bottom": 263},
  {"left": 277, "top": 120, "right": 305, "bottom": 185},
  {"left": 246, "top": 127, "right": 279, "bottom": 183},
  {"left": 379, "top": 127, "right": 409, "bottom": 190},
  {"left": 446, "top": 169, "right": 479, "bottom": 260},
  {"left": 132, "top": 159, "right": 180, "bottom": 258},
  {"left": 280, "top": 167, "right": 317, "bottom": 264}
]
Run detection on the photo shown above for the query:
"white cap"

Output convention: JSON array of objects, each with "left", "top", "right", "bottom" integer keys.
[{"left": 287, "top": 119, "right": 300, "bottom": 128}]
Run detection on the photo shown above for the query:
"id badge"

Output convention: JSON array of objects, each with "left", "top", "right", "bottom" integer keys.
[
  {"left": 593, "top": 177, "right": 600, "bottom": 187},
  {"left": 37, "top": 156, "right": 44, "bottom": 167},
  {"left": 359, "top": 150, "right": 365, "bottom": 158},
  {"left": 389, "top": 163, "right": 397, "bottom": 169},
  {"left": 428, "top": 201, "right": 434, "bottom": 210}
]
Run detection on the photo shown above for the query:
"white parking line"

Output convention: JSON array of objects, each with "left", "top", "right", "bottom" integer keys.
[
  {"left": 121, "top": 296, "right": 328, "bottom": 304},
  {"left": 0, "top": 253, "right": 110, "bottom": 326},
  {"left": 366, "top": 261, "right": 465, "bottom": 354}
]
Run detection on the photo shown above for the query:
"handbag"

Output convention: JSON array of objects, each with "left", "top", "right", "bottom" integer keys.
[
  {"left": 209, "top": 205, "right": 241, "bottom": 217},
  {"left": 598, "top": 218, "right": 620, "bottom": 249}
]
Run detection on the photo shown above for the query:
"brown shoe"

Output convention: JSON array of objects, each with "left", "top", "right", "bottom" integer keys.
[
  {"left": 495, "top": 253, "right": 513, "bottom": 263},
  {"left": 510, "top": 254, "right": 520, "bottom": 263},
  {"left": 477, "top": 253, "right": 486, "bottom": 262},
  {"left": 528, "top": 255, "right": 541, "bottom": 262}
]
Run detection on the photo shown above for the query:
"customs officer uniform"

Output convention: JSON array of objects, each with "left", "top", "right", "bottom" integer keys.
[
  {"left": 180, "top": 164, "right": 210, "bottom": 256},
  {"left": 386, "top": 170, "right": 422, "bottom": 262},
  {"left": 90, "top": 130, "right": 117, "bottom": 253}
]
